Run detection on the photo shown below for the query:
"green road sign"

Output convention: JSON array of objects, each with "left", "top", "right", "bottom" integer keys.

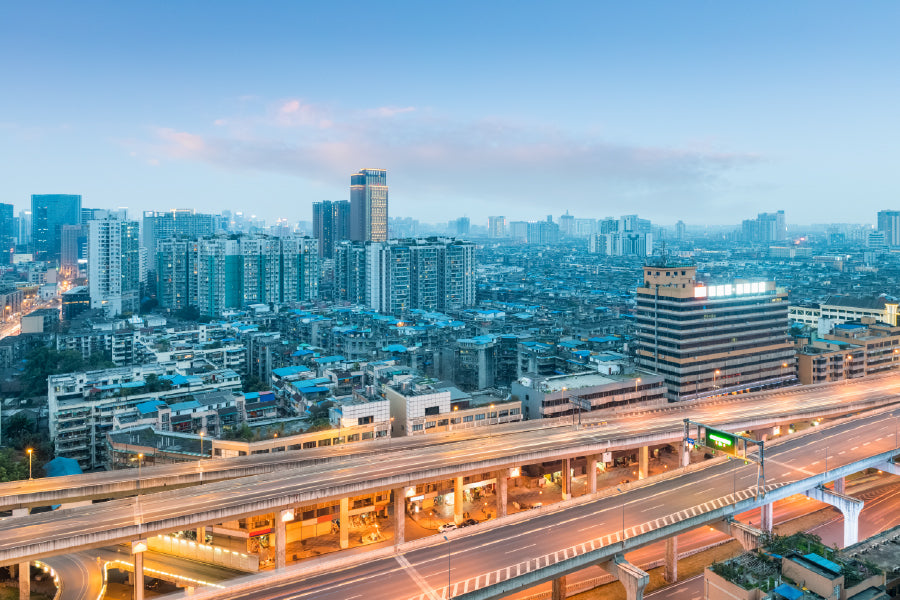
[{"left": 704, "top": 427, "right": 739, "bottom": 456}]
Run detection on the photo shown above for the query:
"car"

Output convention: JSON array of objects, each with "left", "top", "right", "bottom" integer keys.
[
  {"left": 459, "top": 518, "right": 478, "bottom": 527},
  {"left": 438, "top": 523, "right": 457, "bottom": 533}
]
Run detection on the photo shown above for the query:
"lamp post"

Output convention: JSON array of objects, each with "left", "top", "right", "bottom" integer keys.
[
  {"left": 845, "top": 355, "right": 852, "bottom": 380},
  {"left": 713, "top": 369, "right": 721, "bottom": 392},
  {"left": 199, "top": 430, "right": 205, "bottom": 459},
  {"left": 893, "top": 348, "right": 899, "bottom": 369},
  {"left": 781, "top": 362, "right": 788, "bottom": 384},
  {"left": 137, "top": 453, "right": 143, "bottom": 492},
  {"left": 634, "top": 378, "right": 641, "bottom": 399},
  {"left": 443, "top": 534, "right": 452, "bottom": 598},
  {"left": 26, "top": 448, "right": 33, "bottom": 480}
]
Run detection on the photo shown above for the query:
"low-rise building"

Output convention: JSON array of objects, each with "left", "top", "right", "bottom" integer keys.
[
  {"left": 796, "top": 319, "right": 900, "bottom": 384},
  {"left": 512, "top": 370, "right": 667, "bottom": 420},
  {"left": 49, "top": 363, "right": 242, "bottom": 470}
]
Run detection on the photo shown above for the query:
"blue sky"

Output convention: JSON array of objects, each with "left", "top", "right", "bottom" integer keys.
[{"left": 2, "top": 1, "right": 899, "bottom": 226}]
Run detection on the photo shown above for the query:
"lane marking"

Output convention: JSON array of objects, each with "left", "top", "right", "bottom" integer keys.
[
  {"left": 395, "top": 554, "right": 442, "bottom": 600},
  {"left": 504, "top": 543, "right": 536, "bottom": 554}
]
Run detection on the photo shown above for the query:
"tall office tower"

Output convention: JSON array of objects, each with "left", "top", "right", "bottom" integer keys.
[
  {"left": 88, "top": 216, "right": 140, "bottom": 316},
  {"left": 877, "top": 210, "right": 900, "bottom": 247},
  {"left": 350, "top": 168, "right": 388, "bottom": 242},
  {"left": 634, "top": 260, "right": 794, "bottom": 401},
  {"left": 558, "top": 213, "right": 575, "bottom": 236},
  {"left": 454, "top": 217, "right": 470, "bottom": 236},
  {"left": 60, "top": 224, "right": 87, "bottom": 277},
  {"left": 363, "top": 238, "right": 476, "bottom": 314},
  {"left": 142, "top": 209, "right": 221, "bottom": 256},
  {"left": 312, "top": 200, "right": 351, "bottom": 258},
  {"left": 0, "top": 203, "right": 14, "bottom": 264},
  {"left": 32, "top": 194, "right": 82, "bottom": 262},
  {"left": 17, "top": 210, "right": 32, "bottom": 248},
  {"left": 334, "top": 240, "right": 368, "bottom": 304},
  {"left": 675, "top": 220, "right": 686, "bottom": 240},
  {"left": 488, "top": 216, "right": 506, "bottom": 238}
]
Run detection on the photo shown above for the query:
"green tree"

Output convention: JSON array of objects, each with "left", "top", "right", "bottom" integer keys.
[
  {"left": 19, "top": 347, "right": 115, "bottom": 397},
  {"left": 242, "top": 375, "right": 268, "bottom": 393},
  {"left": 0, "top": 448, "right": 29, "bottom": 483}
]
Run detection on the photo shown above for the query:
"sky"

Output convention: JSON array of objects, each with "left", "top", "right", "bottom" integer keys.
[{"left": 2, "top": 1, "right": 899, "bottom": 227}]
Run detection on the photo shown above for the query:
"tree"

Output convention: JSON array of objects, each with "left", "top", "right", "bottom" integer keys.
[
  {"left": 19, "top": 347, "right": 116, "bottom": 397},
  {"left": 0, "top": 448, "right": 29, "bottom": 483},
  {"left": 242, "top": 376, "right": 268, "bottom": 393}
]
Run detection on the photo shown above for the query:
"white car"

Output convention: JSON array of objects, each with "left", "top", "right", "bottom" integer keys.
[{"left": 438, "top": 523, "right": 457, "bottom": 533}]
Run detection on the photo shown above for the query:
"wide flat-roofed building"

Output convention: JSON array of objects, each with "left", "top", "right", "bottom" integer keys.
[{"left": 635, "top": 259, "right": 795, "bottom": 401}]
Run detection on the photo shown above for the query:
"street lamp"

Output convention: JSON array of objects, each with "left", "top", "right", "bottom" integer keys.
[
  {"left": 845, "top": 355, "right": 853, "bottom": 380},
  {"left": 26, "top": 448, "right": 33, "bottom": 480},
  {"left": 634, "top": 378, "right": 641, "bottom": 395},
  {"left": 442, "top": 534, "right": 452, "bottom": 599},
  {"left": 137, "top": 453, "right": 143, "bottom": 493},
  {"left": 713, "top": 369, "right": 721, "bottom": 391},
  {"left": 199, "top": 430, "right": 205, "bottom": 458}
]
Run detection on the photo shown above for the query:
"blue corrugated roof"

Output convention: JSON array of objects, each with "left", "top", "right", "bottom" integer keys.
[
  {"left": 772, "top": 584, "right": 803, "bottom": 600},
  {"left": 299, "top": 386, "right": 329, "bottom": 394},
  {"left": 136, "top": 400, "right": 165, "bottom": 415},
  {"left": 802, "top": 553, "right": 841, "bottom": 575},
  {"left": 272, "top": 366, "right": 311, "bottom": 377},
  {"left": 169, "top": 400, "right": 201, "bottom": 412}
]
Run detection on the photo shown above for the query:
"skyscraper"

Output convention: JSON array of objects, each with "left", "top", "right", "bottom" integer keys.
[
  {"left": 32, "top": 194, "right": 82, "bottom": 262},
  {"left": 877, "top": 210, "right": 900, "bottom": 247},
  {"left": 350, "top": 169, "right": 388, "bottom": 242},
  {"left": 142, "top": 209, "right": 222, "bottom": 257},
  {"left": 312, "top": 200, "right": 351, "bottom": 258},
  {"left": 0, "top": 203, "right": 14, "bottom": 265},
  {"left": 88, "top": 216, "right": 140, "bottom": 316},
  {"left": 742, "top": 210, "right": 786, "bottom": 243}
]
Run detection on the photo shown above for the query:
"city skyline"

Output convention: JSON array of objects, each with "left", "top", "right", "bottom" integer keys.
[{"left": 3, "top": 2, "right": 900, "bottom": 225}]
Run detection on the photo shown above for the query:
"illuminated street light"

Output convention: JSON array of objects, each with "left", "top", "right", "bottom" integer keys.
[
  {"left": 26, "top": 448, "right": 33, "bottom": 480},
  {"left": 713, "top": 369, "right": 721, "bottom": 391}
]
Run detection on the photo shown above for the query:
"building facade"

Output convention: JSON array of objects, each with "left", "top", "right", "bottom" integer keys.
[
  {"left": 312, "top": 200, "right": 351, "bottom": 258},
  {"left": 350, "top": 168, "right": 388, "bottom": 242},
  {"left": 635, "top": 261, "right": 795, "bottom": 401},
  {"left": 88, "top": 216, "right": 140, "bottom": 316},
  {"left": 32, "top": 194, "right": 82, "bottom": 263}
]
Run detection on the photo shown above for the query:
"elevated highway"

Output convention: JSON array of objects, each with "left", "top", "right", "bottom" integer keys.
[
  {"left": 165, "top": 406, "right": 900, "bottom": 600},
  {"left": 3, "top": 372, "right": 899, "bottom": 513},
  {"left": 0, "top": 380, "right": 899, "bottom": 568}
]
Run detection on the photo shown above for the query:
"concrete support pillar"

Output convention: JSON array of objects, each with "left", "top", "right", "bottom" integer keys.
[
  {"left": 394, "top": 487, "right": 407, "bottom": 544},
  {"left": 587, "top": 455, "right": 598, "bottom": 494},
  {"left": 711, "top": 518, "right": 763, "bottom": 551},
  {"left": 680, "top": 440, "right": 691, "bottom": 468},
  {"left": 664, "top": 536, "right": 677, "bottom": 584},
  {"left": 760, "top": 502, "right": 773, "bottom": 533},
  {"left": 275, "top": 510, "right": 289, "bottom": 569},
  {"left": 18, "top": 562, "right": 29, "bottom": 600},
  {"left": 551, "top": 575, "right": 567, "bottom": 600},
  {"left": 561, "top": 458, "right": 572, "bottom": 500},
  {"left": 13, "top": 507, "right": 30, "bottom": 600},
  {"left": 807, "top": 486, "right": 863, "bottom": 547},
  {"left": 638, "top": 446, "right": 649, "bottom": 480},
  {"left": 834, "top": 476, "right": 846, "bottom": 495},
  {"left": 454, "top": 476, "right": 464, "bottom": 525},
  {"left": 131, "top": 541, "right": 147, "bottom": 600},
  {"left": 339, "top": 497, "right": 350, "bottom": 549},
  {"left": 196, "top": 526, "right": 206, "bottom": 544},
  {"left": 8, "top": 565, "right": 17, "bottom": 578},
  {"left": 601, "top": 555, "right": 649, "bottom": 600},
  {"left": 496, "top": 471, "right": 508, "bottom": 518}
]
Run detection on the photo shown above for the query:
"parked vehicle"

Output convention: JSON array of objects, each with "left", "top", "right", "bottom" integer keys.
[{"left": 438, "top": 523, "right": 457, "bottom": 533}]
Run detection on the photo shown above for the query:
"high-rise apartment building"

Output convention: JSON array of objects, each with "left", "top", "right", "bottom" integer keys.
[
  {"left": 312, "top": 200, "right": 351, "bottom": 258},
  {"left": 142, "top": 209, "right": 222, "bottom": 256},
  {"left": 350, "top": 169, "right": 388, "bottom": 242},
  {"left": 454, "top": 217, "right": 470, "bottom": 237},
  {"left": 488, "top": 216, "right": 506, "bottom": 238},
  {"left": 0, "top": 203, "right": 14, "bottom": 264},
  {"left": 635, "top": 260, "right": 794, "bottom": 401},
  {"left": 558, "top": 213, "right": 575, "bottom": 236},
  {"left": 335, "top": 238, "right": 475, "bottom": 313},
  {"left": 526, "top": 221, "right": 560, "bottom": 244},
  {"left": 88, "top": 216, "right": 140, "bottom": 316},
  {"left": 877, "top": 210, "right": 900, "bottom": 247},
  {"left": 156, "top": 235, "right": 317, "bottom": 317},
  {"left": 589, "top": 214, "right": 653, "bottom": 256},
  {"left": 742, "top": 210, "right": 786, "bottom": 243},
  {"left": 32, "top": 194, "right": 82, "bottom": 262}
]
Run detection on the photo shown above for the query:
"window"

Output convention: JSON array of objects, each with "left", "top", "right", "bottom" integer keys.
[
  {"left": 424, "top": 406, "right": 440, "bottom": 416},
  {"left": 463, "top": 415, "right": 474, "bottom": 422},
  {"left": 425, "top": 421, "right": 436, "bottom": 429},
  {"left": 412, "top": 424, "right": 423, "bottom": 431},
  {"left": 475, "top": 413, "right": 486, "bottom": 421}
]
